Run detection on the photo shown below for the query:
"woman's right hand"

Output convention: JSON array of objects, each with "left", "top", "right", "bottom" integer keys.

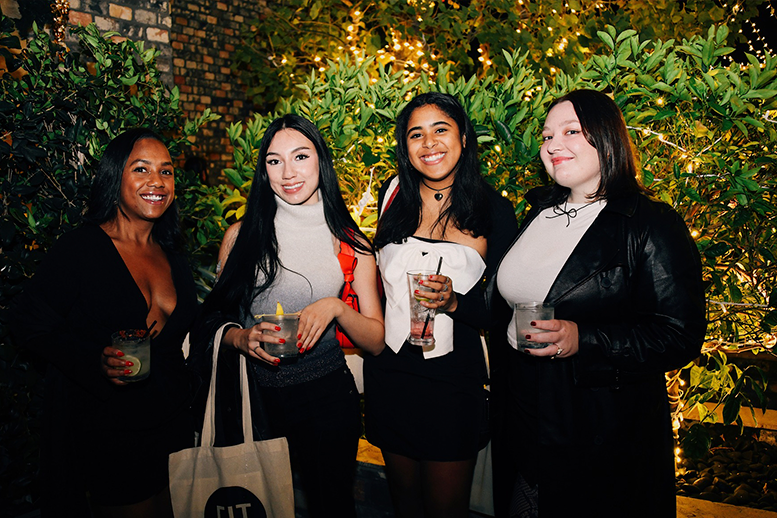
[
  {"left": 100, "top": 346, "right": 130, "bottom": 386},
  {"left": 225, "top": 324, "right": 285, "bottom": 367}
]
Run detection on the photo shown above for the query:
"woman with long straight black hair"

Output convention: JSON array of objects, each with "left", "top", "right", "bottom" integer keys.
[
  {"left": 195, "top": 114, "right": 384, "bottom": 518},
  {"left": 364, "top": 92, "right": 518, "bottom": 517}
]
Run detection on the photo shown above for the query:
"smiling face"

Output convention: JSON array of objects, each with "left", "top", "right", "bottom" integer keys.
[
  {"left": 540, "top": 101, "right": 602, "bottom": 203},
  {"left": 265, "top": 129, "right": 320, "bottom": 206},
  {"left": 405, "top": 104, "right": 464, "bottom": 187},
  {"left": 119, "top": 138, "right": 175, "bottom": 223}
]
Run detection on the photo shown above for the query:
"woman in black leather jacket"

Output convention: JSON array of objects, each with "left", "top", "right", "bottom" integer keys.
[{"left": 491, "top": 89, "right": 707, "bottom": 517}]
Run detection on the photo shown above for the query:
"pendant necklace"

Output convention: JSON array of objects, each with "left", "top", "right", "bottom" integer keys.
[
  {"left": 422, "top": 180, "right": 453, "bottom": 201},
  {"left": 545, "top": 199, "right": 598, "bottom": 227}
]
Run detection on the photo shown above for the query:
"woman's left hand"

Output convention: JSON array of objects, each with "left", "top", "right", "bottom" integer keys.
[
  {"left": 417, "top": 274, "right": 458, "bottom": 313},
  {"left": 523, "top": 319, "right": 579, "bottom": 359},
  {"left": 297, "top": 298, "right": 342, "bottom": 353}
]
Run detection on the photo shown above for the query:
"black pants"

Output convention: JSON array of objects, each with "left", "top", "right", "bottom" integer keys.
[{"left": 258, "top": 366, "right": 361, "bottom": 518}]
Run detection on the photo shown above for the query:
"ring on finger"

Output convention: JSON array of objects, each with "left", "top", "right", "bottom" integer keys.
[
  {"left": 442, "top": 283, "right": 449, "bottom": 292},
  {"left": 439, "top": 294, "right": 444, "bottom": 302},
  {"left": 554, "top": 345, "right": 563, "bottom": 358}
]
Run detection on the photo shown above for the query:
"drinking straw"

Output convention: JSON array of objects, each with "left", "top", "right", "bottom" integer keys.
[
  {"left": 147, "top": 320, "right": 158, "bottom": 338},
  {"left": 421, "top": 257, "right": 443, "bottom": 339}
]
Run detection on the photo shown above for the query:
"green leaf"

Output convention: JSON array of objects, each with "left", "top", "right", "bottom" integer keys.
[
  {"left": 681, "top": 423, "right": 711, "bottom": 459},
  {"left": 722, "top": 389, "right": 743, "bottom": 425},
  {"left": 495, "top": 121, "right": 512, "bottom": 142},
  {"left": 597, "top": 30, "right": 615, "bottom": 50}
]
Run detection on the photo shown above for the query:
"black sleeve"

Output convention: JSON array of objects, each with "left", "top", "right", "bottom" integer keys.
[
  {"left": 574, "top": 202, "right": 707, "bottom": 376},
  {"left": 10, "top": 231, "right": 114, "bottom": 399}
]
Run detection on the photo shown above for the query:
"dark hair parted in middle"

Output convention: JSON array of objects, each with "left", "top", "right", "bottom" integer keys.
[
  {"left": 201, "top": 114, "right": 373, "bottom": 319},
  {"left": 84, "top": 127, "right": 183, "bottom": 252},
  {"left": 374, "top": 92, "right": 492, "bottom": 248},
  {"left": 543, "top": 89, "right": 649, "bottom": 204}
]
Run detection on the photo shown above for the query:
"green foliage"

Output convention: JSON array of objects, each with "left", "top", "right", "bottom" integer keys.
[
  {"left": 0, "top": 20, "right": 219, "bottom": 512},
  {"left": 233, "top": 0, "right": 768, "bottom": 109},
  {"left": 683, "top": 351, "right": 769, "bottom": 430},
  {"left": 220, "top": 25, "right": 777, "bottom": 437}
]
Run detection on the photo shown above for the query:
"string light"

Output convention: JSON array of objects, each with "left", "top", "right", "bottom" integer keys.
[{"left": 52, "top": 0, "right": 70, "bottom": 46}]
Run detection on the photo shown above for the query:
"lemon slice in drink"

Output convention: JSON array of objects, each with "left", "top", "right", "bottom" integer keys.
[
  {"left": 123, "top": 355, "right": 142, "bottom": 377},
  {"left": 276, "top": 301, "right": 284, "bottom": 315}
]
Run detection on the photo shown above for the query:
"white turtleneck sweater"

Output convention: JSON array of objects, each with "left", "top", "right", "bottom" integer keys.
[{"left": 246, "top": 194, "right": 346, "bottom": 386}]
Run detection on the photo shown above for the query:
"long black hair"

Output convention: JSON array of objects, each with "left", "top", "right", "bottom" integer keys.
[
  {"left": 201, "top": 114, "right": 373, "bottom": 319},
  {"left": 374, "top": 92, "right": 492, "bottom": 248},
  {"left": 540, "top": 89, "right": 649, "bottom": 205},
  {"left": 84, "top": 128, "right": 183, "bottom": 252}
]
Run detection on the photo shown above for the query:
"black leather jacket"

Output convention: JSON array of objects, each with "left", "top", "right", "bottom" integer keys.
[{"left": 489, "top": 186, "right": 706, "bottom": 515}]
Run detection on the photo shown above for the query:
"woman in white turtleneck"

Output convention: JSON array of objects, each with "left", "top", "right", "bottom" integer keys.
[{"left": 195, "top": 115, "right": 384, "bottom": 518}]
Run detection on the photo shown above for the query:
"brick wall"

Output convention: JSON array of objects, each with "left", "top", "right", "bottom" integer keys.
[
  {"left": 170, "top": 0, "right": 264, "bottom": 182},
  {"left": 66, "top": 0, "right": 173, "bottom": 84},
  {"left": 61, "top": 0, "right": 264, "bottom": 182}
]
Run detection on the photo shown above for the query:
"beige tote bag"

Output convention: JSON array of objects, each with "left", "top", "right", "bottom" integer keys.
[{"left": 169, "top": 323, "right": 295, "bottom": 518}]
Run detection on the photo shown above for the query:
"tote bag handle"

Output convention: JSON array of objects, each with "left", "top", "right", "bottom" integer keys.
[{"left": 201, "top": 323, "right": 253, "bottom": 446}]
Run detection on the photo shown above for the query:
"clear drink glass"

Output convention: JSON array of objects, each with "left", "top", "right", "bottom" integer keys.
[
  {"left": 111, "top": 329, "right": 151, "bottom": 382},
  {"left": 406, "top": 270, "right": 437, "bottom": 346},
  {"left": 514, "top": 302, "right": 555, "bottom": 351},
  {"left": 256, "top": 314, "right": 299, "bottom": 358}
]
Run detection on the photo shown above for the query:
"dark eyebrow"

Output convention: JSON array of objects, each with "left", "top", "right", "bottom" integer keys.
[
  {"left": 130, "top": 158, "right": 173, "bottom": 167},
  {"left": 543, "top": 119, "right": 581, "bottom": 131},
  {"left": 266, "top": 146, "right": 312, "bottom": 157},
  {"left": 407, "top": 120, "right": 452, "bottom": 137}
]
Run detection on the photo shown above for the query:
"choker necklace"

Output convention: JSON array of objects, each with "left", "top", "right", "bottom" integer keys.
[
  {"left": 545, "top": 200, "right": 598, "bottom": 227},
  {"left": 422, "top": 180, "right": 453, "bottom": 201}
]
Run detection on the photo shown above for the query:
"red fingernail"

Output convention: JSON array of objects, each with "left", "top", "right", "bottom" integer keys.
[
  {"left": 279, "top": 339, "right": 286, "bottom": 344},
  {"left": 414, "top": 290, "right": 419, "bottom": 294},
  {"left": 275, "top": 325, "right": 281, "bottom": 331},
  {"left": 124, "top": 369, "right": 132, "bottom": 374},
  {"left": 419, "top": 280, "right": 424, "bottom": 285},
  {"left": 525, "top": 335, "right": 531, "bottom": 340},
  {"left": 125, "top": 361, "right": 134, "bottom": 367},
  {"left": 116, "top": 351, "right": 124, "bottom": 357},
  {"left": 530, "top": 321, "right": 537, "bottom": 326},
  {"left": 297, "top": 334, "right": 302, "bottom": 339},
  {"left": 274, "top": 359, "right": 280, "bottom": 365}
]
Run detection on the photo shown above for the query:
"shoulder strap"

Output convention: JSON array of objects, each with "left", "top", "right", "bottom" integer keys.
[
  {"left": 338, "top": 239, "right": 357, "bottom": 281},
  {"left": 380, "top": 176, "right": 400, "bottom": 216}
]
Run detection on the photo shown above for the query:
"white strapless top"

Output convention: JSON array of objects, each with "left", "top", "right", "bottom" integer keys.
[{"left": 378, "top": 236, "right": 486, "bottom": 359}]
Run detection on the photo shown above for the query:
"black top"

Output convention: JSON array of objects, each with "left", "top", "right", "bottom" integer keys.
[{"left": 11, "top": 224, "right": 199, "bottom": 431}]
